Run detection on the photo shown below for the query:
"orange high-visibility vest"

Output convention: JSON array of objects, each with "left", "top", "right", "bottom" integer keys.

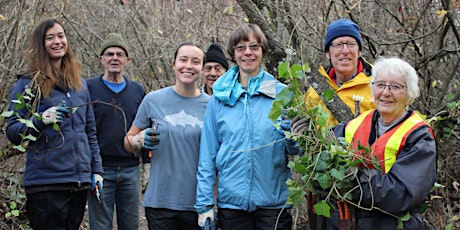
[{"left": 345, "top": 110, "right": 430, "bottom": 173}]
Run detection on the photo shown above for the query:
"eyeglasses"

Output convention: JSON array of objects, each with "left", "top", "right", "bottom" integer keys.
[
  {"left": 204, "top": 65, "right": 225, "bottom": 74},
  {"left": 330, "top": 41, "right": 358, "bottom": 50},
  {"left": 372, "top": 82, "right": 405, "bottom": 92},
  {"left": 233, "top": 44, "right": 261, "bottom": 52},
  {"left": 103, "top": 52, "right": 127, "bottom": 58}
]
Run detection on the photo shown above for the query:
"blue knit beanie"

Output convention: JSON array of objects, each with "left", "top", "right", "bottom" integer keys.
[{"left": 324, "top": 19, "right": 363, "bottom": 52}]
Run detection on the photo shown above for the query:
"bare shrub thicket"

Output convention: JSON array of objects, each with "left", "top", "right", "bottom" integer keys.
[{"left": 0, "top": 0, "right": 458, "bottom": 229}]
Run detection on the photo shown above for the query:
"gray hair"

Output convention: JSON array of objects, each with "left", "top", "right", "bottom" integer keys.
[{"left": 371, "top": 56, "right": 420, "bottom": 104}]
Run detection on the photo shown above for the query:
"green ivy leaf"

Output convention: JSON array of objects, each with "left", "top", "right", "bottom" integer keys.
[
  {"left": 269, "top": 100, "right": 283, "bottom": 121},
  {"left": 323, "top": 89, "right": 335, "bottom": 102},
  {"left": 277, "top": 61, "right": 290, "bottom": 79},
  {"left": 331, "top": 168, "right": 345, "bottom": 181},
  {"left": 277, "top": 88, "right": 292, "bottom": 106},
  {"left": 53, "top": 123, "right": 59, "bottom": 131},
  {"left": 9, "top": 201, "right": 17, "bottom": 209},
  {"left": 13, "top": 145, "right": 26, "bottom": 152},
  {"left": 313, "top": 200, "right": 331, "bottom": 217},
  {"left": 317, "top": 173, "right": 332, "bottom": 189},
  {"left": 24, "top": 134, "right": 37, "bottom": 141},
  {"left": 11, "top": 210, "right": 19, "bottom": 217},
  {"left": 315, "top": 159, "right": 328, "bottom": 172},
  {"left": 286, "top": 179, "right": 306, "bottom": 206},
  {"left": 1, "top": 110, "right": 14, "bottom": 118}
]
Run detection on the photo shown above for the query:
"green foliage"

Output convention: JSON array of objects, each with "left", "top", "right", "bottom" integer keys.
[
  {"left": 271, "top": 60, "right": 359, "bottom": 214},
  {"left": 0, "top": 170, "right": 29, "bottom": 229},
  {"left": 271, "top": 60, "right": 426, "bottom": 227}
]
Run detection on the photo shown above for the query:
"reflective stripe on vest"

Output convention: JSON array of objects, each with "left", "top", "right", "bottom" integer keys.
[{"left": 345, "top": 110, "right": 427, "bottom": 173}]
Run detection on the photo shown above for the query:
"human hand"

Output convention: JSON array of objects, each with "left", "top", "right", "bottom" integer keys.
[
  {"left": 41, "top": 106, "right": 69, "bottom": 125},
  {"left": 198, "top": 208, "right": 216, "bottom": 230},
  {"left": 91, "top": 174, "right": 103, "bottom": 192},
  {"left": 291, "top": 115, "right": 309, "bottom": 135},
  {"left": 132, "top": 129, "right": 160, "bottom": 150}
]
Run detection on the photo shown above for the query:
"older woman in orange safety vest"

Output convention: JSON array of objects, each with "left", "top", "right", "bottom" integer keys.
[{"left": 331, "top": 57, "right": 436, "bottom": 230}]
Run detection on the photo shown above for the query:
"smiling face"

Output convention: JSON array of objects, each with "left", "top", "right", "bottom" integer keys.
[
  {"left": 173, "top": 45, "right": 204, "bottom": 86},
  {"left": 234, "top": 32, "right": 263, "bottom": 78},
  {"left": 99, "top": 47, "right": 130, "bottom": 76},
  {"left": 44, "top": 23, "right": 67, "bottom": 61},
  {"left": 326, "top": 36, "right": 361, "bottom": 82},
  {"left": 202, "top": 62, "right": 225, "bottom": 95},
  {"left": 373, "top": 73, "right": 410, "bottom": 124}
]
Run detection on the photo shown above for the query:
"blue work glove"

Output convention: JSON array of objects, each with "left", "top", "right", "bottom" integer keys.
[
  {"left": 41, "top": 106, "right": 69, "bottom": 125},
  {"left": 132, "top": 129, "right": 160, "bottom": 151},
  {"left": 198, "top": 208, "right": 216, "bottom": 230},
  {"left": 90, "top": 174, "right": 103, "bottom": 192}
]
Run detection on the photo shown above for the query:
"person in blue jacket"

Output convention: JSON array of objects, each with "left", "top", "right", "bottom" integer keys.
[
  {"left": 195, "top": 23, "right": 300, "bottom": 230},
  {"left": 5, "top": 18, "right": 103, "bottom": 230}
]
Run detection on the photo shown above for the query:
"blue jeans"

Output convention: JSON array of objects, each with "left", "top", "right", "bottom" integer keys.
[{"left": 88, "top": 165, "right": 140, "bottom": 230}]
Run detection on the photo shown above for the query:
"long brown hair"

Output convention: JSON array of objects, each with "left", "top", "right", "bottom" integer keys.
[{"left": 28, "top": 18, "right": 82, "bottom": 97}]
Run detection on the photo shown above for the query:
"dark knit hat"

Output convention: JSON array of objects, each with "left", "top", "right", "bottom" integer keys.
[
  {"left": 99, "top": 33, "right": 130, "bottom": 57},
  {"left": 205, "top": 43, "right": 228, "bottom": 70},
  {"left": 324, "top": 19, "right": 363, "bottom": 52}
]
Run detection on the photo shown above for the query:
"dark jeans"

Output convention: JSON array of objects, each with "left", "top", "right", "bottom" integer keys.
[
  {"left": 218, "top": 208, "right": 292, "bottom": 230},
  {"left": 145, "top": 207, "right": 201, "bottom": 230},
  {"left": 26, "top": 189, "right": 87, "bottom": 230}
]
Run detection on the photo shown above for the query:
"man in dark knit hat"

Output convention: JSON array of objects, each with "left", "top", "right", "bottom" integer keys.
[
  {"left": 201, "top": 43, "right": 229, "bottom": 95},
  {"left": 86, "top": 33, "right": 147, "bottom": 230}
]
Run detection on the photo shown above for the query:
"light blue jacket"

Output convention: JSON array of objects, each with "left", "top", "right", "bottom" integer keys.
[{"left": 195, "top": 66, "right": 299, "bottom": 212}]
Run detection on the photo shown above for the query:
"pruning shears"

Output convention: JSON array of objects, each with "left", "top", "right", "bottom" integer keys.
[
  {"left": 148, "top": 118, "right": 159, "bottom": 158},
  {"left": 94, "top": 184, "right": 101, "bottom": 204}
]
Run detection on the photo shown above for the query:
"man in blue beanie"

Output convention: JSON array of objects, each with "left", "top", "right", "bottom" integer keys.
[
  {"left": 295, "top": 18, "right": 376, "bottom": 230},
  {"left": 300, "top": 18, "right": 375, "bottom": 126},
  {"left": 201, "top": 43, "right": 229, "bottom": 95}
]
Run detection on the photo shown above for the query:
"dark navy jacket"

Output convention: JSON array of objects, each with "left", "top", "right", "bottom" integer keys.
[{"left": 6, "top": 75, "right": 103, "bottom": 189}]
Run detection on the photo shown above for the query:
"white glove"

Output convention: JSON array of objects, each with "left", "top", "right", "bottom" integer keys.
[
  {"left": 131, "top": 129, "right": 160, "bottom": 150},
  {"left": 41, "top": 106, "right": 68, "bottom": 125},
  {"left": 132, "top": 129, "right": 148, "bottom": 150},
  {"left": 142, "top": 163, "right": 151, "bottom": 189},
  {"left": 91, "top": 173, "right": 104, "bottom": 192},
  {"left": 198, "top": 208, "right": 214, "bottom": 227}
]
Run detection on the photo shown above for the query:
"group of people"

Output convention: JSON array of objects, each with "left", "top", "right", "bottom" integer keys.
[{"left": 5, "top": 17, "right": 436, "bottom": 230}]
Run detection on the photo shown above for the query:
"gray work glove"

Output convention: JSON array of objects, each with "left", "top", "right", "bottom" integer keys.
[
  {"left": 132, "top": 129, "right": 160, "bottom": 150},
  {"left": 198, "top": 208, "right": 216, "bottom": 230},
  {"left": 291, "top": 115, "right": 309, "bottom": 135},
  {"left": 41, "top": 106, "right": 69, "bottom": 125}
]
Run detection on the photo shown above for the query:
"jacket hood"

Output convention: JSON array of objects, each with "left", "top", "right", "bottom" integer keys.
[{"left": 212, "top": 65, "right": 277, "bottom": 106}]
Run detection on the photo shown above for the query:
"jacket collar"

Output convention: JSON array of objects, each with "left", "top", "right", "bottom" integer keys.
[{"left": 213, "top": 66, "right": 277, "bottom": 106}]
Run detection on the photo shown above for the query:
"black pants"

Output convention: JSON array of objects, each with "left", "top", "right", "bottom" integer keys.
[
  {"left": 26, "top": 189, "right": 88, "bottom": 230},
  {"left": 218, "top": 208, "right": 292, "bottom": 230},
  {"left": 145, "top": 207, "right": 201, "bottom": 230}
]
